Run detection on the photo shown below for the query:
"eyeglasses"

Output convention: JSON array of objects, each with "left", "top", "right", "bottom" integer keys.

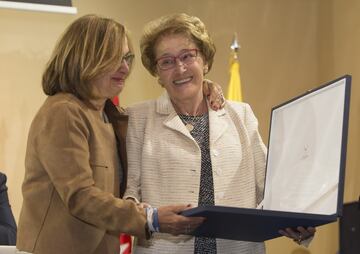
[
  {"left": 155, "top": 49, "right": 198, "bottom": 71},
  {"left": 121, "top": 52, "right": 135, "bottom": 66}
]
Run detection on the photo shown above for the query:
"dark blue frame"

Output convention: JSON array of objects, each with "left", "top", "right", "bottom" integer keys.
[{"left": 182, "top": 75, "right": 352, "bottom": 242}]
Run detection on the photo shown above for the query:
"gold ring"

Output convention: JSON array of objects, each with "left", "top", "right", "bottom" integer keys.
[
  {"left": 294, "top": 233, "right": 303, "bottom": 244},
  {"left": 299, "top": 233, "right": 303, "bottom": 241}
]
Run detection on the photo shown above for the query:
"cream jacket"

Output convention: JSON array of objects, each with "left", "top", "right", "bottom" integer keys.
[{"left": 125, "top": 92, "right": 267, "bottom": 254}]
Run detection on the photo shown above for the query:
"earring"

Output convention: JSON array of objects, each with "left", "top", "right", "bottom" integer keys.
[{"left": 203, "top": 66, "right": 209, "bottom": 74}]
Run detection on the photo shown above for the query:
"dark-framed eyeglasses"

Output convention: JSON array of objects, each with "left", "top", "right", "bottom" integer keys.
[
  {"left": 155, "top": 49, "right": 198, "bottom": 71},
  {"left": 121, "top": 52, "right": 135, "bottom": 66}
]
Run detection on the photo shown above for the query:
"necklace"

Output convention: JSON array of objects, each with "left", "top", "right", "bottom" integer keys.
[
  {"left": 185, "top": 113, "right": 206, "bottom": 132},
  {"left": 173, "top": 99, "right": 207, "bottom": 132},
  {"left": 186, "top": 123, "right": 194, "bottom": 132},
  {"left": 184, "top": 119, "right": 195, "bottom": 132},
  {"left": 179, "top": 113, "right": 209, "bottom": 137}
]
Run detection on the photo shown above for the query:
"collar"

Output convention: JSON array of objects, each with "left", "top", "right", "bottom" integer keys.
[
  {"left": 155, "top": 91, "right": 226, "bottom": 117},
  {"left": 155, "top": 91, "right": 228, "bottom": 144}
]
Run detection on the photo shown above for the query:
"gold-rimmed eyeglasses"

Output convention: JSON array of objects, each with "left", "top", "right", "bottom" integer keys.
[
  {"left": 121, "top": 52, "right": 135, "bottom": 66},
  {"left": 155, "top": 49, "right": 198, "bottom": 71}
]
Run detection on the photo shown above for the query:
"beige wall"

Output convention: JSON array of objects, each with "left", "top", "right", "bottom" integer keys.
[{"left": 0, "top": 0, "right": 358, "bottom": 253}]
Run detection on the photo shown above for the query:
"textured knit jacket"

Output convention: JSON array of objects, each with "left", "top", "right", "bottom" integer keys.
[
  {"left": 125, "top": 92, "right": 267, "bottom": 254},
  {"left": 17, "top": 93, "right": 147, "bottom": 254}
]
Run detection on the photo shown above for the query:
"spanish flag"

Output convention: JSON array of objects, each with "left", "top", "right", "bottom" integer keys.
[
  {"left": 226, "top": 34, "right": 243, "bottom": 102},
  {"left": 112, "top": 96, "right": 119, "bottom": 106}
]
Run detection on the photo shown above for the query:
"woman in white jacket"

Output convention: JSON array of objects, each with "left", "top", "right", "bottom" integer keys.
[{"left": 125, "top": 13, "right": 315, "bottom": 254}]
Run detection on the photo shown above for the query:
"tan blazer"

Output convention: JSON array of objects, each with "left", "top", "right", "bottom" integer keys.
[
  {"left": 17, "top": 93, "right": 147, "bottom": 254},
  {"left": 125, "top": 92, "right": 267, "bottom": 254}
]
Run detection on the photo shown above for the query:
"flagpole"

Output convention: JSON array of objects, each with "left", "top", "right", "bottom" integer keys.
[
  {"left": 226, "top": 33, "right": 243, "bottom": 102},
  {"left": 231, "top": 33, "right": 240, "bottom": 59}
]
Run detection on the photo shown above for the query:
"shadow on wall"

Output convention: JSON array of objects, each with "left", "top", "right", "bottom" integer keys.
[{"left": 0, "top": 49, "right": 47, "bottom": 221}]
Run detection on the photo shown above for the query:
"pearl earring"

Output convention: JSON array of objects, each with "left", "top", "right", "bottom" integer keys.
[{"left": 203, "top": 66, "right": 209, "bottom": 74}]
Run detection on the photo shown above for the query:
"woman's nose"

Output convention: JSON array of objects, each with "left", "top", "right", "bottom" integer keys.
[
  {"left": 174, "top": 59, "right": 187, "bottom": 72},
  {"left": 120, "top": 60, "right": 130, "bottom": 72}
]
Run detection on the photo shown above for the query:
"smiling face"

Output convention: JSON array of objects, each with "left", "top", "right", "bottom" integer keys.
[
  {"left": 154, "top": 33, "right": 208, "bottom": 105},
  {"left": 90, "top": 38, "right": 132, "bottom": 106}
]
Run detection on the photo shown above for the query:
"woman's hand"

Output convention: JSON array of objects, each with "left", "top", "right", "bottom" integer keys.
[
  {"left": 279, "top": 226, "right": 316, "bottom": 245},
  {"left": 157, "top": 204, "right": 205, "bottom": 236},
  {"left": 203, "top": 79, "right": 226, "bottom": 111}
]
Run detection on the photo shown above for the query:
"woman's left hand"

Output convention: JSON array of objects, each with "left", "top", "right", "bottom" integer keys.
[
  {"left": 279, "top": 226, "right": 316, "bottom": 245},
  {"left": 203, "top": 79, "right": 225, "bottom": 111}
]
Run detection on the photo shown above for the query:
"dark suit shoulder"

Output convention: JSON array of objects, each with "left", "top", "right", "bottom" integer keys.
[{"left": 0, "top": 173, "right": 7, "bottom": 192}]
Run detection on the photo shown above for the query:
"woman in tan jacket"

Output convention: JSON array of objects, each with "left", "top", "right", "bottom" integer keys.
[{"left": 16, "top": 14, "right": 210, "bottom": 254}]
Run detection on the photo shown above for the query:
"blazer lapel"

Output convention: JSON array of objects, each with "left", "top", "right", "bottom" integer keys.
[
  {"left": 104, "top": 99, "right": 129, "bottom": 197},
  {"left": 156, "top": 92, "right": 195, "bottom": 140},
  {"left": 208, "top": 106, "right": 229, "bottom": 146},
  {"left": 156, "top": 92, "right": 230, "bottom": 144}
]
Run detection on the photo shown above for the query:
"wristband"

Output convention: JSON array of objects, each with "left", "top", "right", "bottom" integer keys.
[
  {"left": 152, "top": 207, "right": 160, "bottom": 232},
  {"left": 146, "top": 207, "right": 155, "bottom": 232}
]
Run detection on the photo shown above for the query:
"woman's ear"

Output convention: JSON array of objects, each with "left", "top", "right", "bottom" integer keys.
[{"left": 157, "top": 78, "right": 165, "bottom": 87}]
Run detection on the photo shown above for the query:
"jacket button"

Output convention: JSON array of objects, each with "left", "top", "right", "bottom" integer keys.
[
  {"left": 213, "top": 149, "right": 219, "bottom": 156},
  {"left": 216, "top": 192, "right": 224, "bottom": 200},
  {"left": 216, "top": 168, "right": 222, "bottom": 176}
]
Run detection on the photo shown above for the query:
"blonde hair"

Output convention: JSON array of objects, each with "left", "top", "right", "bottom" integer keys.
[
  {"left": 42, "top": 14, "right": 132, "bottom": 100},
  {"left": 140, "top": 13, "right": 216, "bottom": 76}
]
